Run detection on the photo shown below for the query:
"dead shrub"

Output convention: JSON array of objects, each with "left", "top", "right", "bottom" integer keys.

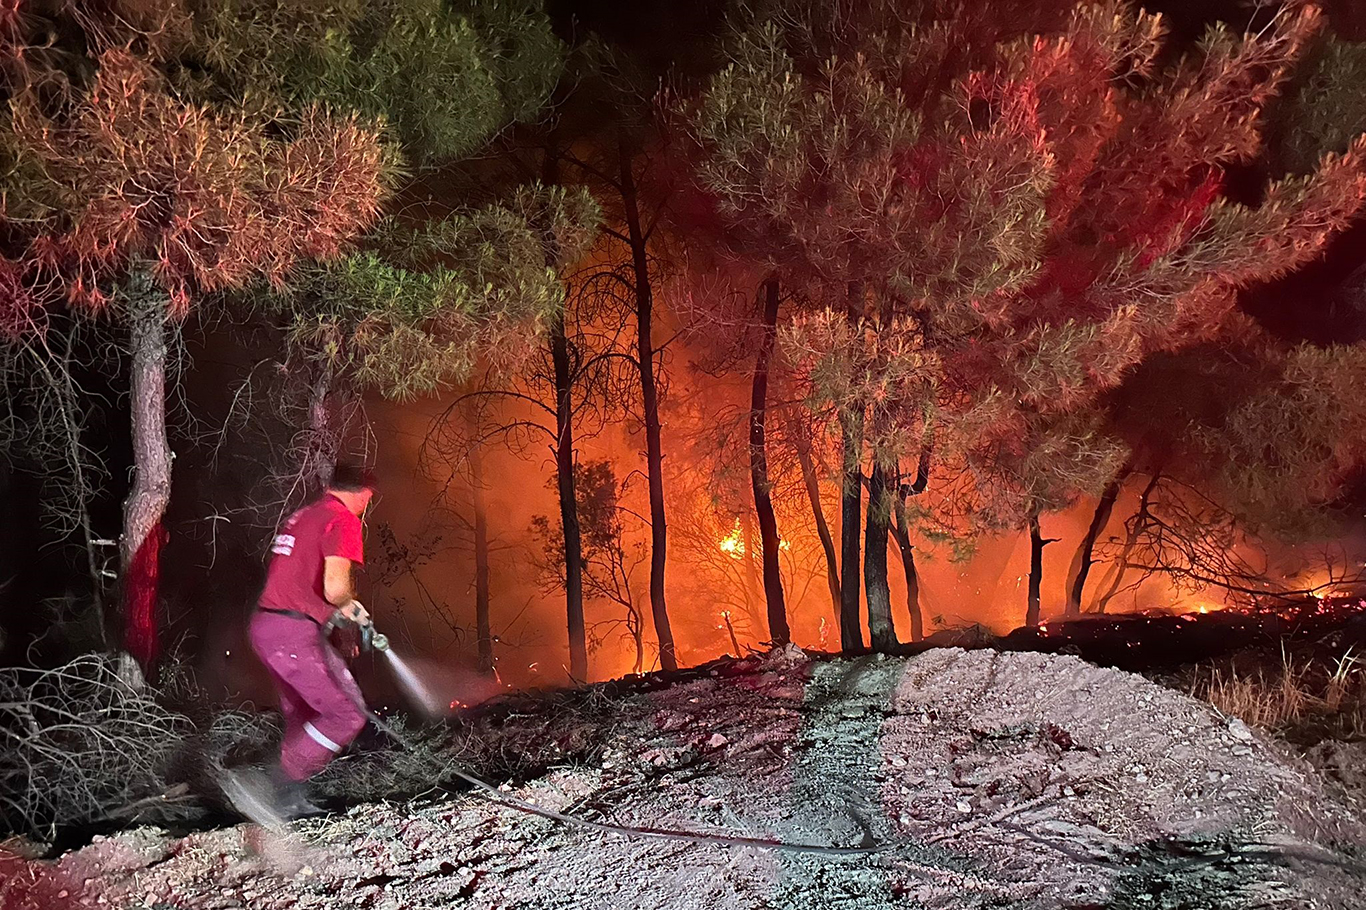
[
  {"left": 0, "top": 654, "right": 193, "bottom": 839},
  {"left": 312, "top": 714, "right": 449, "bottom": 804}
]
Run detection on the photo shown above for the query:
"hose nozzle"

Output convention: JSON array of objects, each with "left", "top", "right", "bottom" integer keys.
[{"left": 358, "top": 622, "right": 390, "bottom": 653}]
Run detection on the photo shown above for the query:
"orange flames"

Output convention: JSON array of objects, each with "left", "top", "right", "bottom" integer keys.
[
  {"left": 718, "top": 523, "right": 745, "bottom": 559},
  {"left": 716, "top": 520, "right": 790, "bottom": 560}
]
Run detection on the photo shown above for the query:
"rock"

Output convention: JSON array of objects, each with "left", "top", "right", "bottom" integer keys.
[
  {"left": 707, "top": 733, "right": 729, "bottom": 749},
  {"left": 767, "top": 642, "right": 809, "bottom": 668},
  {"left": 1227, "top": 718, "right": 1254, "bottom": 741}
]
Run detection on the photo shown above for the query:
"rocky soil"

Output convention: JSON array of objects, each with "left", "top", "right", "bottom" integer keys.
[{"left": 3, "top": 647, "right": 1364, "bottom": 910}]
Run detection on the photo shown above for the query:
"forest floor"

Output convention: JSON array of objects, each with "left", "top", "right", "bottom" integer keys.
[{"left": 4, "top": 642, "right": 1366, "bottom": 910}]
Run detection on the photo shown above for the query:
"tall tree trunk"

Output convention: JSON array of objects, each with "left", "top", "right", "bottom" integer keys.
[
  {"left": 1094, "top": 472, "right": 1162, "bottom": 614},
  {"left": 1026, "top": 511, "right": 1058, "bottom": 628},
  {"left": 630, "top": 605, "right": 644, "bottom": 675},
  {"left": 864, "top": 461, "right": 897, "bottom": 651},
  {"left": 1065, "top": 464, "right": 1132, "bottom": 617},
  {"left": 839, "top": 289, "right": 866, "bottom": 652},
  {"left": 470, "top": 436, "right": 494, "bottom": 675},
  {"left": 789, "top": 412, "right": 841, "bottom": 629},
  {"left": 619, "top": 140, "right": 676, "bottom": 671},
  {"left": 738, "top": 509, "right": 764, "bottom": 628},
  {"left": 889, "top": 513, "right": 922, "bottom": 642},
  {"left": 750, "top": 276, "right": 788, "bottom": 645},
  {"left": 550, "top": 313, "right": 586, "bottom": 682},
  {"left": 890, "top": 447, "right": 931, "bottom": 642},
  {"left": 838, "top": 406, "right": 864, "bottom": 652},
  {"left": 541, "top": 145, "right": 587, "bottom": 682},
  {"left": 121, "top": 277, "right": 171, "bottom": 673}
]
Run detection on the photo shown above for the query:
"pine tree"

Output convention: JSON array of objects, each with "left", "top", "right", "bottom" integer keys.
[
  {"left": 1068, "top": 21, "right": 1366, "bottom": 616},
  {"left": 1084, "top": 322, "right": 1366, "bottom": 609},
  {"left": 677, "top": 0, "right": 1366, "bottom": 642},
  {"left": 0, "top": 6, "right": 389, "bottom": 669},
  {"left": 201, "top": 0, "right": 584, "bottom": 477}
]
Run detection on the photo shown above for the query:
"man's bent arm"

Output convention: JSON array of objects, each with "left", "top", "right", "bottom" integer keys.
[
  {"left": 323, "top": 556, "right": 355, "bottom": 605},
  {"left": 323, "top": 556, "right": 368, "bottom": 624}
]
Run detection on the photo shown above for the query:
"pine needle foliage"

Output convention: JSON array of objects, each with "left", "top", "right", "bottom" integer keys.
[
  {"left": 270, "top": 185, "right": 600, "bottom": 399},
  {"left": 0, "top": 3, "right": 393, "bottom": 328},
  {"left": 195, "top": 0, "right": 589, "bottom": 398},
  {"left": 677, "top": 0, "right": 1366, "bottom": 531},
  {"left": 190, "top": 0, "right": 563, "bottom": 164},
  {"left": 1276, "top": 33, "right": 1366, "bottom": 175}
]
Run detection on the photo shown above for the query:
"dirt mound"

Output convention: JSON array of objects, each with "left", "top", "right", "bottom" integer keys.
[{"left": 4, "top": 648, "right": 1363, "bottom": 910}]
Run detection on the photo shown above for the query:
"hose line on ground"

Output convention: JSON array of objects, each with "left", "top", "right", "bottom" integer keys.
[{"left": 363, "top": 704, "right": 884, "bottom": 857}]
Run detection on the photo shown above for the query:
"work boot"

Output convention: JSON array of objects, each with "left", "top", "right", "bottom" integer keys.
[
  {"left": 268, "top": 766, "right": 325, "bottom": 820},
  {"left": 218, "top": 765, "right": 288, "bottom": 832}
]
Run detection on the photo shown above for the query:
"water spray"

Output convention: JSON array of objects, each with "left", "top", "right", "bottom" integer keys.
[
  {"left": 322, "top": 613, "right": 881, "bottom": 855},
  {"left": 349, "top": 618, "right": 452, "bottom": 720}
]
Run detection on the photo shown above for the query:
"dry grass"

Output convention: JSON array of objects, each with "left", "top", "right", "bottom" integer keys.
[{"left": 1188, "top": 645, "right": 1366, "bottom": 739}]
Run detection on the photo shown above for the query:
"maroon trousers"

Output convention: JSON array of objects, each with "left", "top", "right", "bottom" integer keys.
[{"left": 249, "top": 610, "right": 367, "bottom": 781}]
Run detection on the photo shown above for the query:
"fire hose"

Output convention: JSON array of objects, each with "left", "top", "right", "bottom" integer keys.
[
  {"left": 336, "top": 616, "right": 884, "bottom": 857},
  {"left": 233, "top": 618, "right": 1366, "bottom": 877}
]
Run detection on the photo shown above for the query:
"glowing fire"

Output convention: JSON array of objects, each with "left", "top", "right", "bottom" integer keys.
[
  {"left": 717, "top": 519, "right": 791, "bottom": 560},
  {"left": 718, "top": 523, "right": 745, "bottom": 559}
]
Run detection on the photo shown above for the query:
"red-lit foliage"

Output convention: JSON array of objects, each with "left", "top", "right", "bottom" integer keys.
[
  {"left": 4, "top": 49, "right": 388, "bottom": 321},
  {"left": 679, "top": 0, "right": 1366, "bottom": 636},
  {"left": 0, "top": 13, "right": 389, "bottom": 667},
  {"left": 686, "top": 1, "right": 1366, "bottom": 498}
]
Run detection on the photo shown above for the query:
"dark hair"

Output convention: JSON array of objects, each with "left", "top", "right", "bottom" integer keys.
[{"left": 328, "top": 461, "right": 377, "bottom": 492}]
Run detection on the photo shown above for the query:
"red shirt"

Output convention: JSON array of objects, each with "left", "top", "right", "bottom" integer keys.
[{"left": 259, "top": 494, "right": 365, "bottom": 624}]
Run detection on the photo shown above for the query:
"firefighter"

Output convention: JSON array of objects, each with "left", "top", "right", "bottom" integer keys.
[{"left": 235, "top": 462, "right": 376, "bottom": 818}]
